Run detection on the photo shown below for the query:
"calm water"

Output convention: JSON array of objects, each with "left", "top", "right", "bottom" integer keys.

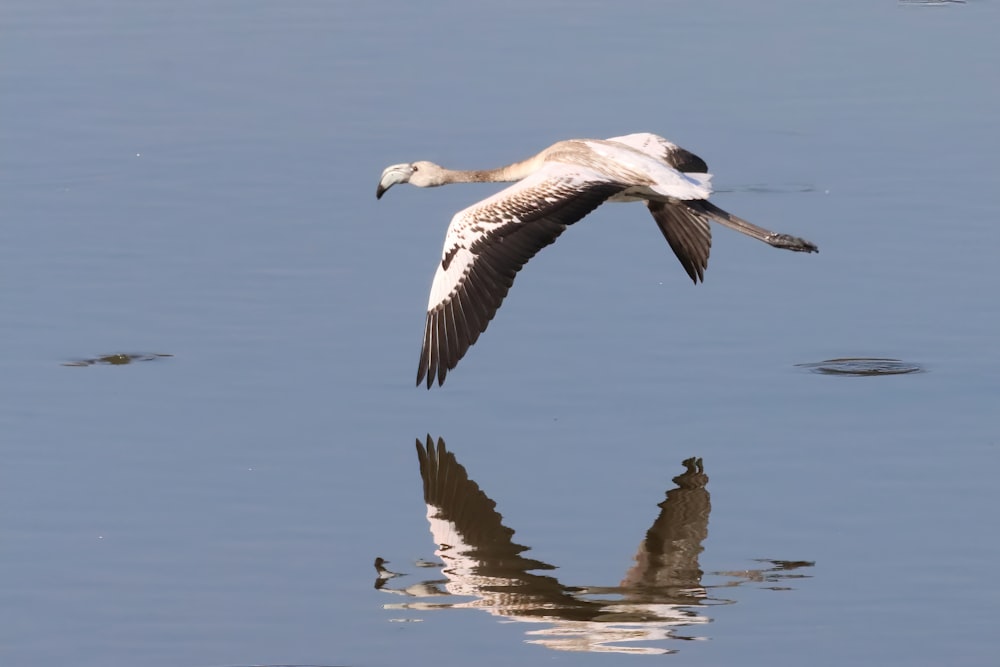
[{"left": 2, "top": 1, "right": 999, "bottom": 665}]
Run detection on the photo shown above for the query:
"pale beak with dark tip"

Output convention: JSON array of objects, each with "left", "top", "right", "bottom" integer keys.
[{"left": 376, "top": 163, "right": 415, "bottom": 199}]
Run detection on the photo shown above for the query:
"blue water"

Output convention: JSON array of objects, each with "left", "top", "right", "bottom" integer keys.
[{"left": 2, "top": 1, "right": 998, "bottom": 665}]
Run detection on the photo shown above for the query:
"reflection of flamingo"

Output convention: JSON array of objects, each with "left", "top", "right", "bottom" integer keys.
[
  {"left": 376, "top": 133, "right": 818, "bottom": 387},
  {"left": 375, "top": 436, "right": 814, "bottom": 655}
]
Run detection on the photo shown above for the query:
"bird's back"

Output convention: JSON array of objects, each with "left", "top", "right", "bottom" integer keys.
[{"left": 540, "top": 136, "right": 712, "bottom": 201}]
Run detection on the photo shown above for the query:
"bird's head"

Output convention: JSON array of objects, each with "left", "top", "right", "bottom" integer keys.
[{"left": 376, "top": 161, "right": 446, "bottom": 199}]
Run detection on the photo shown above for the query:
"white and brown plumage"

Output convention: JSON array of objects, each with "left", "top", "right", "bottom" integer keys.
[
  {"left": 376, "top": 133, "right": 818, "bottom": 388},
  {"left": 403, "top": 436, "right": 714, "bottom": 652}
]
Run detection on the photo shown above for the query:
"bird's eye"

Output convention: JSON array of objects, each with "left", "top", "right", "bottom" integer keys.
[{"left": 411, "top": 164, "right": 419, "bottom": 172}]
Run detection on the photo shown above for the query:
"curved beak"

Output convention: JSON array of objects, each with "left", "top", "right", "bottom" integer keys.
[{"left": 376, "top": 164, "right": 415, "bottom": 199}]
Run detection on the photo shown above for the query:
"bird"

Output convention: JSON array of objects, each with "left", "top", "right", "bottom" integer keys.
[
  {"left": 376, "top": 133, "right": 818, "bottom": 388},
  {"left": 372, "top": 557, "right": 404, "bottom": 590},
  {"left": 373, "top": 557, "right": 403, "bottom": 580}
]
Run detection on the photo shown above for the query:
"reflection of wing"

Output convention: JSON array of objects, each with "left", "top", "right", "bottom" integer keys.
[
  {"left": 381, "top": 439, "right": 815, "bottom": 655},
  {"left": 622, "top": 457, "right": 710, "bottom": 591},
  {"left": 418, "top": 436, "right": 603, "bottom": 622},
  {"left": 398, "top": 437, "right": 714, "bottom": 654},
  {"left": 417, "top": 435, "right": 554, "bottom": 573}
]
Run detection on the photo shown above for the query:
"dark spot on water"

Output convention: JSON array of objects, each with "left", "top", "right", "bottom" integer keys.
[
  {"left": 758, "top": 559, "right": 817, "bottom": 570},
  {"left": 796, "top": 357, "right": 924, "bottom": 377},
  {"left": 63, "top": 353, "right": 173, "bottom": 367}
]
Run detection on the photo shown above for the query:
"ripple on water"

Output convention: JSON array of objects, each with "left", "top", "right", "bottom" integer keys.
[
  {"left": 796, "top": 357, "right": 925, "bottom": 377},
  {"left": 62, "top": 353, "right": 173, "bottom": 367},
  {"left": 898, "top": 0, "right": 966, "bottom": 6},
  {"left": 715, "top": 183, "right": 818, "bottom": 194}
]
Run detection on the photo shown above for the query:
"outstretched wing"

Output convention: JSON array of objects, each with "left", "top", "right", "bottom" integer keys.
[{"left": 418, "top": 163, "right": 626, "bottom": 388}]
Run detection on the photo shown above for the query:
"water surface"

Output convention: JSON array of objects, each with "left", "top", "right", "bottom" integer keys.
[{"left": 2, "top": 1, "right": 999, "bottom": 666}]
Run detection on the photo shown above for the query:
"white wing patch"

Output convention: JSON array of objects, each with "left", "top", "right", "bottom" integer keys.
[
  {"left": 607, "top": 133, "right": 713, "bottom": 191},
  {"left": 417, "top": 162, "right": 627, "bottom": 387},
  {"left": 427, "top": 246, "right": 473, "bottom": 310},
  {"left": 584, "top": 139, "right": 711, "bottom": 200}
]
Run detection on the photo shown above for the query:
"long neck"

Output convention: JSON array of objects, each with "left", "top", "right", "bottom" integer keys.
[{"left": 439, "top": 154, "right": 544, "bottom": 184}]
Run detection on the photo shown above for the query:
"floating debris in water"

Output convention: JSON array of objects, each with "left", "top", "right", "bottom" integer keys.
[
  {"left": 796, "top": 357, "right": 924, "bottom": 377},
  {"left": 63, "top": 353, "right": 173, "bottom": 367}
]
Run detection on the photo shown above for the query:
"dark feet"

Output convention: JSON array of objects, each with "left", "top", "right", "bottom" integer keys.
[{"left": 766, "top": 233, "right": 818, "bottom": 253}]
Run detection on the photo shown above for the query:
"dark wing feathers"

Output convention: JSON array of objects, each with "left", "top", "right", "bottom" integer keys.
[
  {"left": 418, "top": 178, "right": 624, "bottom": 387},
  {"left": 662, "top": 145, "right": 709, "bottom": 174},
  {"left": 646, "top": 201, "right": 713, "bottom": 284}
]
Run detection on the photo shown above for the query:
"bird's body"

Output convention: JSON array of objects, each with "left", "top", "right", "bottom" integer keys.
[{"left": 376, "top": 133, "right": 818, "bottom": 388}]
